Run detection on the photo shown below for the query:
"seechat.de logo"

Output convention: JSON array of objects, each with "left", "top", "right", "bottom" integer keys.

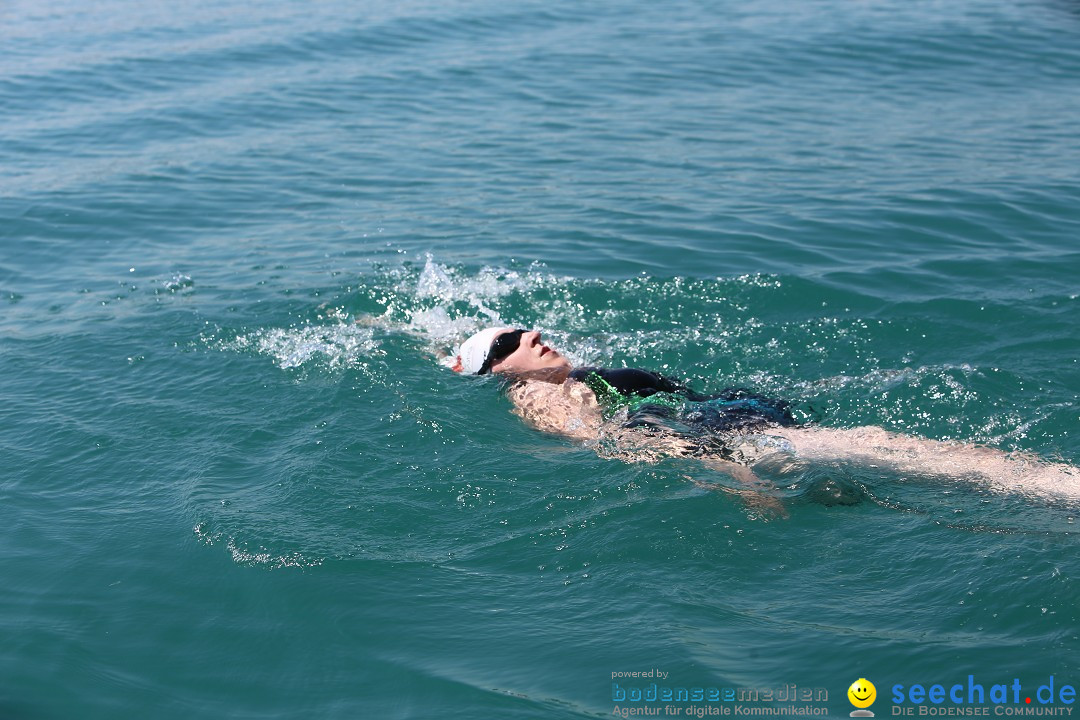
[{"left": 848, "top": 678, "right": 877, "bottom": 717}]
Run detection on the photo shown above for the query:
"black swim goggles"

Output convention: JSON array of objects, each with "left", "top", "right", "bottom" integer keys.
[{"left": 478, "top": 329, "right": 526, "bottom": 375}]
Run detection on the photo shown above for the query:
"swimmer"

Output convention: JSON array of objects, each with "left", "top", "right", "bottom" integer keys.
[{"left": 449, "top": 327, "right": 1080, "bottom": 514}]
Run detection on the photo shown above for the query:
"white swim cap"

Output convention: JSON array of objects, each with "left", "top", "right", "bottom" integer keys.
[{"left": 449, "top": 327, "right": 513, "bottom": 374}]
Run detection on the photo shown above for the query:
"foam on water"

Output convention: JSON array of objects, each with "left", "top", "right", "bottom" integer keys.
[
  {"left": 363, "top": 257, "right": 808, "bottom": 372},
  {"left": 193, "top": 522, "right": 324, "bottom": 569},
  {"left": 162, "top": 273, "right": 193, "bottom": 292},
  {"left": 207, "top": 314, "right": 379, "bottom": 371}
]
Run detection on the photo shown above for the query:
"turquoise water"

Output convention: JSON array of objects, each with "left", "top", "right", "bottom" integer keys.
[{"left": 3, "top": 0, "right": 1080, "bottom": 717}]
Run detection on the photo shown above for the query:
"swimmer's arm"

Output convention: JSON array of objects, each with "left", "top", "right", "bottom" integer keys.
[
  {"left": 698, "top": 456, "right": 789, "bottom": 520},
  {"left": 770, "top": 426, "right": 1080, "bottom": 497}
]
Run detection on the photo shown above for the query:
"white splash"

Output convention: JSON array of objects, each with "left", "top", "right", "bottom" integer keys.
[
  {"left": 163, "top": 273, "right": 193, "bottom": 292},
  {"left": 225, "top": 323, "right": 378, "bottom": 370}
]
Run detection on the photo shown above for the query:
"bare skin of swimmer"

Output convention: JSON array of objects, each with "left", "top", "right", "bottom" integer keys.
[{"left": 487, "top": 330, "right": 1080, "bottom": 508}]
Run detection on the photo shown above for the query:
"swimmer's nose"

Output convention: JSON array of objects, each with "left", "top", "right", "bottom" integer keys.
[{"left": 529, "top": 330, "right": 559, "bottom": 357}]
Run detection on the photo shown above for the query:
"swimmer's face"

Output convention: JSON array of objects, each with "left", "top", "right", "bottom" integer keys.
[{"left": 489, "top": 329, "right": 571, "bottom": 376}]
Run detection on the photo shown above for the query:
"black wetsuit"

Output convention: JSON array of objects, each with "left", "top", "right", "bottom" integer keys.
[{"left": 568, "top": 366, "right": 798, "bottom": 457}]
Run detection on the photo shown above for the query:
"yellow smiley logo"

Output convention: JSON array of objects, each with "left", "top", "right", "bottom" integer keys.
[{"left": 848, "top": 678, "right": 876, "bottom": 709}]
